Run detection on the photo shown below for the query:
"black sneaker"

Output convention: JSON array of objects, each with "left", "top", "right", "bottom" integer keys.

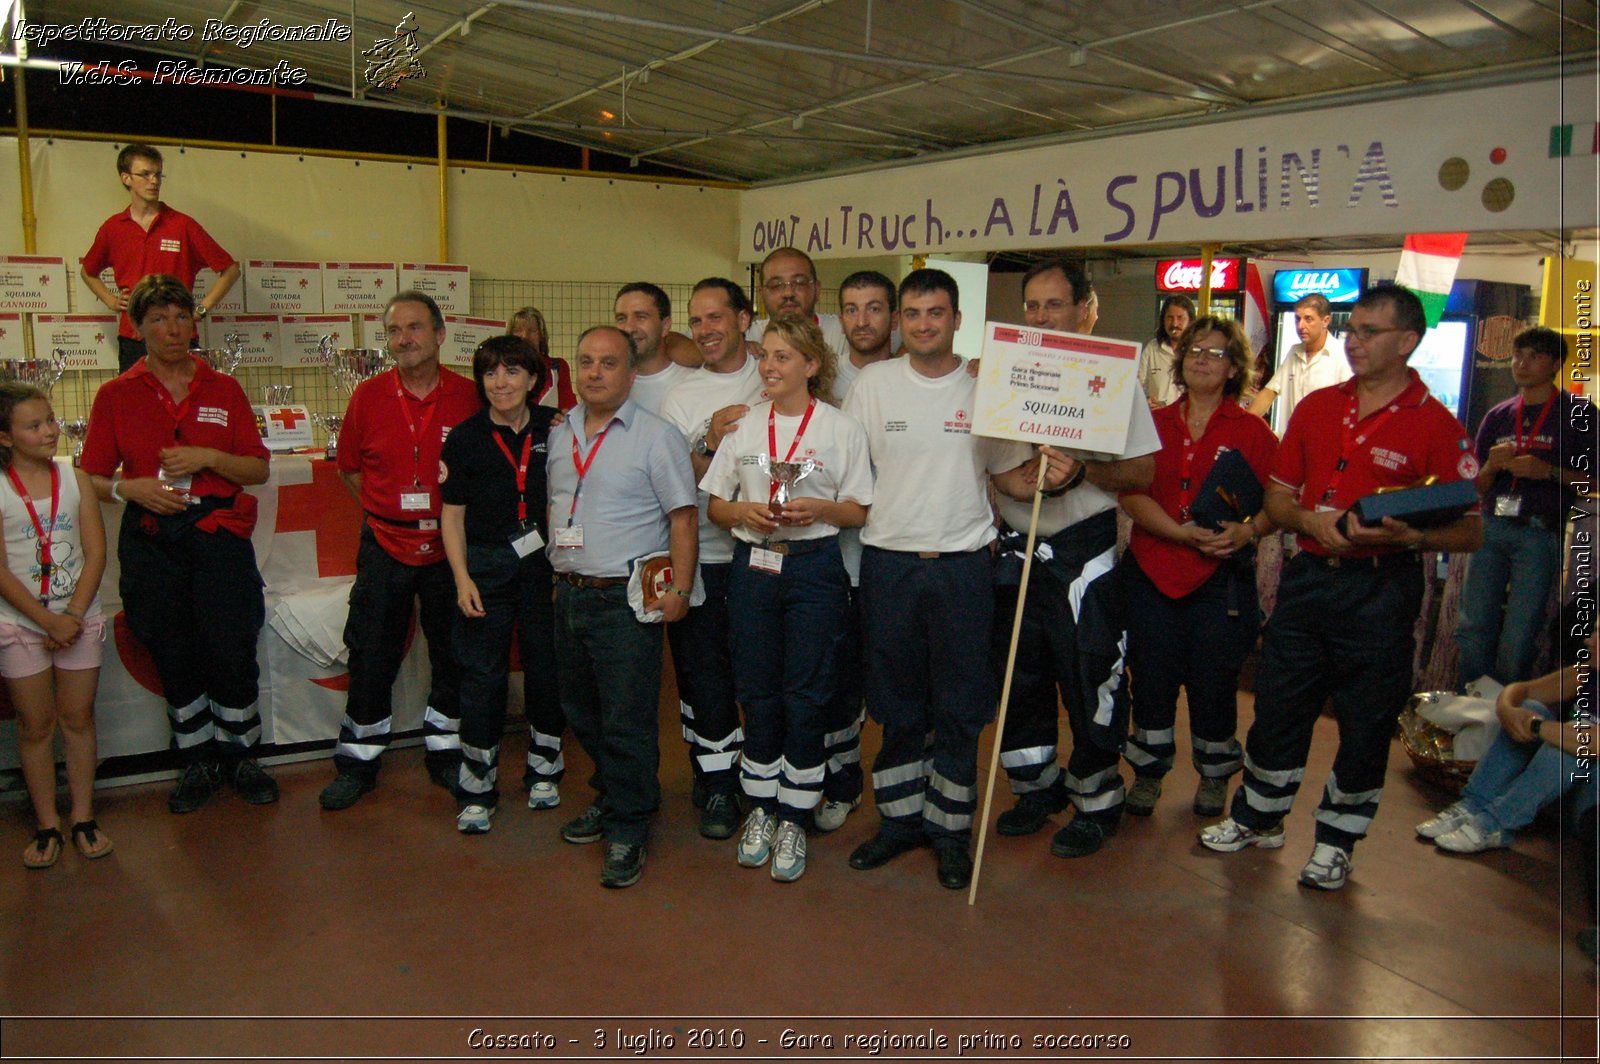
[
  {"left": 319, "top": 771, "right": 377, "bottom": 811},
  {"left": 699, "top": 792, "right": 741, "bottom": 840},
  {"left": 227, "top": 758, "right": 280, "bottom": 805},
  {"left": 600, "top": 841, "right": 645, "bottom": 888},
  {"left": 935, "top": 846, "right": 973, "bottom": 890},
  {"left": 561, "top": 804, "right": 605, "bottom": 844},
  {"left": 995, "top": 777, "right": 1071, "bottom": 836},
  {"left": 426, "top": 759, "right": 460, "bottom": 793},
  {"left": 691, "top": 776, "right": 710, "bottom": 810},
  {"left": 847, "top": 831, "right": 925, "bottom": 870},
  {"left": 168, "top": 759, "right": 220, "bottom": 815},
  {"left": 1049, "top": 813, "right": 1118, "bottom": 858}
]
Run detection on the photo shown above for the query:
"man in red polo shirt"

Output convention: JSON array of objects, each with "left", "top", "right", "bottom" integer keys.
[
  {"left": 1200, "top": 286, "right": 1483, "bottom": 891},
  {"left": 318, "top": 291, "right": 482, "bottom": 811},
  {"left": 81, "top": 143, "right": 241, "bottom": 374}
]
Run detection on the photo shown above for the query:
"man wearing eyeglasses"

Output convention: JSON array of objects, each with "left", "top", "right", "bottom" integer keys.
[
  {"left": 81, "top": 143, "right": 240, "bottom": 373},
  {"left": 1201, "top": 285, "right": 1483, "bottom": 892},
  {"left": 745, "top": 248, "right": 849, "bottom": 360}
]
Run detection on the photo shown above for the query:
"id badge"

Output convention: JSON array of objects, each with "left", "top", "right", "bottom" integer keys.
[
  {"left": 400, "top": 492, "right": 431, "bottom": 511},
  {"left": 1493, "top": 494, "right": 1522, "bottom": 518},
  {"left": 750, "top": 547, "right": 784, "bottom": 574},
  {"left": 509, "top": 522, "right": 545, "bottom": 558},
  {"left": 554, "top": 525, "right": 584, "bottom": 549}
]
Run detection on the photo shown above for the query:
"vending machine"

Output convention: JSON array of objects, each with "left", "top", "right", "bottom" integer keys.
[
  {"left": 1262, "top": 267, "right": 1365, "bottom": 386},
  {"left": 1154, "top": 257, "right": 1246, "bottom": 322},
  {"left": 1407, "top": 279, "right": 1529, "bottom": 429}
]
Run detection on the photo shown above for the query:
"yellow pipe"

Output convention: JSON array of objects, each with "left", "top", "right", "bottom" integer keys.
[
  {"left": 1196, "top": 244, "right": 1216, "bottom": 316},
  {"left": 436, "top": 108, "right": 448, "bottom": 261},
  {"left": 13, "top": 71, "right": 37, "bottom": 253}
]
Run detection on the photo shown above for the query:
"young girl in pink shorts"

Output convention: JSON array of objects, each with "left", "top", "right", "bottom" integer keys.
[{"left": 0, "top": 383, "right": 110, "bottom": 868}]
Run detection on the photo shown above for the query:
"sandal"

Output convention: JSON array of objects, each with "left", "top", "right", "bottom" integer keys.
[
  {"left": 70, "top": 820, "right": 114, "bottom": 860},
  {"left": 23, "top": 827, "right": 63, "bottom": 869}
]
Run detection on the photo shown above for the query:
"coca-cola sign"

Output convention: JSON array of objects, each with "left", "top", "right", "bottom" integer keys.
[{"left": 1157, "top": 258, "right": 1241, "bottom": 292}]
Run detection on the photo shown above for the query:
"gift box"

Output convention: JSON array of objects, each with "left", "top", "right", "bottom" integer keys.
[
  {"left": 1347, "top": 478, "right": 1478, "bottom": 529},
  {"left": 1189, "top": 449, "right": 1264, "bottom": 531}
]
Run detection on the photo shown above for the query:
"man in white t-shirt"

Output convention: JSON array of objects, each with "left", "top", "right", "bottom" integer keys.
[
  {"left": 990, "top": 258, "right": 1160, "bottom": 860},
  {"left": 657, "top": 277, "right": 766, "bottom": 840},
  {"left": 745, "top": 247, "right": 848, "bottom": 360},
  {"left": 843, "top": 268, "right": 1074, "bottom": 890},
  {"left": 1247, "top": 293, "right": 1350, "bottom": 429},
  {"left": 616, "top": 282, "right": 693, "bottom": 416}
]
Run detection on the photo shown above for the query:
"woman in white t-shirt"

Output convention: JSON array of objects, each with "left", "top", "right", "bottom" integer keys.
[
  {"left": 701, "top": 316, "right": 874, "bottom": 883},
  {"left": 0, "top": 383, "right": 109, "bottom": 869}
]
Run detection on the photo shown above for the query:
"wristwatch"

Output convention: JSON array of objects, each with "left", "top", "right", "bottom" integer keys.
[
  {"left": 195, "top": 303, "right": 209, "bottom": 320},
  {"left": 1530, "top": 717, "right": 1543, "bottom": 738},
  {"left": 693, "top": 434, "right": 716, "bottom": 457},
  {"left": 669, "top": 585, "right": 691, "bottom": 599}
]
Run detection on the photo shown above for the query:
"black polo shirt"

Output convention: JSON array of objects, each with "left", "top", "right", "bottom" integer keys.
[{"left": 439, "top": 406, "right": 557, "bottom": 546}]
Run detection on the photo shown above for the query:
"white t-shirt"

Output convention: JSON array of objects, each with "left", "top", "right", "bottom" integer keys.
[
  {"left": 844, "top": 357, "right": 1032, "bottom": 554},
  {"left": 1263, "top": 335, "right": 1351, "bottom": 429},
  {"left": 659, "top": 357, "right": 767, "bottom": 564},
  {"left": 628, "top": 360, "right": 694, "bottom": 417},
  {"left": 0, "top": 459, "right": 101, "bottom": 633},
  {"left": 700, "top": 399, "right": 874, "bottom": 547},
  {"left": 1138, "top": 338, "right": 1181, "bottom": 408},
  {"left": 995, "top": 393, "right": 1162, "bottom": 537}
]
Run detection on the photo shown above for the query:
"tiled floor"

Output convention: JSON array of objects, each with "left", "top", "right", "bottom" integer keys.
[{"left": 2, "top": 689, "right": 1596, "bottom": 1062}]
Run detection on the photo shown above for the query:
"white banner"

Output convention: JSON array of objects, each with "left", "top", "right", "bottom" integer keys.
[
  {"left": 30, "top": 314, "right": 118, "bottom": 370},
  {"left": 0, "top": 313, "right": 23, "bottom": 361},
  {"left": 207, "top": 314, "right": 281, "bottom": 368},
  {"left": 322, "top": 261, "right": 397, "bottom": 313},
  {"left": 740, "top": 76, "right": 1598, "bottom": 261},
  {"left": 254, "top": 405, "right": 316, "bottom": 451},
  {"left": 358, "top": 313, "right": 385, "bottom": 347},
  {"left": 0, "top": 255, "right": 71, "bottom": 312},
  {"left": 281, "top": 314, "right": 355, "bottom": 368},
  {"left": 193, "top": 266, "right": 245, "bottom": 313},
  {"left": 245, "top": 260, "right": 323, "bottom": 314},
  {"left": 972, "top": 323, "right": 1140, "bottom": 460},
  {"left": 443, "top": 315, "right": 502, "bottom": 368},
  {"left": 399, "top": 262, "right": 470, "bottom": 314}
]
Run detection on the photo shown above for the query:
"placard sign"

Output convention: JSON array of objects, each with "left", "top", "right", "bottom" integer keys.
[
  {"left": 207, "top": 315, "right": 282, "bottom": 368},
  {"left": 400, "top": 263, "right": 470, "bottom": 314},
  {"left": 253, "top": 405, "right": 316, "bottom": 451},
  {"left": 972, "top": 323, "right": 1141, "bottom": 460},
  {"left": 193, "top": 266, "right": 246, "bottom": 313},
  {"left": 0, "top": 313, "right": 24, "bottom": 361},
  {"left": 443, "top": 315, "right": 502, "bottom": 367},
  {"left": 30, "top": 314, "right": 118, "bottom": 371},
  {"left": 358, "top": 313, "right": 385, "bottom": 348},
  {"left": 0, "top": 255, "right": 71, "bottom": 312},
  {"left": 323, "top": 262, "right": 397, "bottom": 313},
  {"left": 245, "top": 261, "right": 323, "bottom": 314},
  {"left": 281, "top": 315, "right": 354, "bottom": 368}
]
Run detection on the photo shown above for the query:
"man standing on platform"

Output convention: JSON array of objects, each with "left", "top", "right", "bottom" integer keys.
[
  {"left": 988, "top": 258, "right": 1158, "bottom": 860},
  {"left": 81, "top": 144, "right": 240, "bottom": 374},
  {"left": 319, "top": 291, "right": 481, "bottom": 810},
  {"left": 1200, "top": 286, "right": 1483, "bottom": 891},
  {"left": 616, "top": 283, "right": 693, "bottom": 416},
  {"left": 657, "top": 277, "right": 765, "bottom": 839},
  {"left": 844, "top": 267, "right": 1067, "bottom": 890},
  {"left": 550, "top": 326, "right": 698, "bottom": 888},
  {"left": 1247, "top": 294, "right": 1351, "bottom": 428}
]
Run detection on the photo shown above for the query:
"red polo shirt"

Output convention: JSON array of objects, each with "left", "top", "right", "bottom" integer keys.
[
  {"left": 81, "top": 204, "right": 235, "bottom": 340},
  {"left": 1127, "top": 398, "right": 1278, "bottom": 598},
  {"left": 1273, "top": 371, "right": 1479, "bottom": 557},
  {"left": 81, "top": 356, "right": 268, "bottom": 499},
  {"left": 337, "top": 366, "right": 481, "bottom": 565}
]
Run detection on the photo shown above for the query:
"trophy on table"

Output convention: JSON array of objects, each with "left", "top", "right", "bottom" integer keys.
[
  {"left": 313, "top": 413, "right": 346, "bottom": 461},
  {"left": 263, "top": 384, "right": 293, "bottom": 406},
  {"left": 62, "top": 418, "right": 88, "bottom": 467},
  {"left": 1, "top": 348, "right": 68, "bottom": 394},
  {"left": 198, "top": 332, "right": 244, "bottom": 375},
  {"left": 757, "top": 454, "right": 816, "bottom": 518},
  {"left": 317, "top": 335, "right": 390, "bottom": 458}
]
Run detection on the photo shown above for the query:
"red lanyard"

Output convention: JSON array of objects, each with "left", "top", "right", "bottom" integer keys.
[
  {"left": 393, "top": 373, "right": 439, "bottom": 492},
  {"left": 767, "top": 399, "right": 817, "bottom": 503},
  {"left": 1508, "top": 394, "right": 1556, "bottom": 487},
  {"left": 568, "top": 423, "right": 612, "bottom": 524},
  {"left": 1320, "top": 392, "right": 1404, "bottom": 505},
  {"left": 7, "top": 463, "right": 60, "bottom": 605},
  {"left": 492, "top": 428, "right": 535, "bottom": 524},
  {"left": 1176, "top": 399, "right": 1201, "bottom": 520},
  {"left": 148, "top": 367, "right": 196, "bottom": 452}
]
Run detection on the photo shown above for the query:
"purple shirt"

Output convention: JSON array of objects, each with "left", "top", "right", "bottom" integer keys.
[{"left": 1475, "top": 389, "right": 1593, "bottom": 523}]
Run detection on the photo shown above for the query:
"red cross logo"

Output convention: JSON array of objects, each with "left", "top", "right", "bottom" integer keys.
[
  {"left": 1088, "top": 375, "right": 1106, "bottom": 396},
  {"left": 373, "top": 278, "right": 384, "bottom": 288},
  {"left": 0, "top": 328, "right": 6, "bottom": 339},
  {"left": 262, "top": 332, "right": 273, "bottom": 341},
  {"left": 448, "top": 281, "right": 457, "bottom": 290},
  {"left": 94, "top": 333, "right": 105, "bottom": 343},
  {"left": 276, "top": 460, "right": 363, "bottom": 579},
  {"left": 956, "top": 409, "right": 967, "bottom": 420},
  {"left": 270, "top": 408, "right": 307, "bottom": 430},
  {"left": 298, "top": 278, "right": 309, "bottom": 288},
  {"left": 39, "top": 275, "right": 50, "bottom": 286}
]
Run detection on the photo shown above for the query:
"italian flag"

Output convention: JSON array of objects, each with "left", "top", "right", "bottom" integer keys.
[{"left": 1396, "top": 232, "right": 1467, "bottom": 327}]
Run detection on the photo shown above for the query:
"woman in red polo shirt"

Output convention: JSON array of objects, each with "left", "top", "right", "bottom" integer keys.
[{"left": 1119, "top": 316, "right": 1278, "bottom": 819}]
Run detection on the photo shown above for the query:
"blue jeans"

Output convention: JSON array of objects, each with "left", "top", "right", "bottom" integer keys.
[
  {"left": 1455, "top": 516, "right": 1562, "bottom": 688},
  {"left": 1460, "top": 700, "right": 1596, "bottom": 836},
  {"left": 553, "top": 583, "right": 663, "bottom": 846}
]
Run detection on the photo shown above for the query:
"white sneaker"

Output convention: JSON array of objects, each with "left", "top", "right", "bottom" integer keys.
[
  {"left": 813, "top": 796, "right": 861, "bottom": 833},
  {"left": 527, "top": 780, "right": 561, "bottom": 810},
  {"left": 456, "top": 804, "right": 494, "bottom": 835},
  {"left": 770, "top": 820, "right": 807, "bottom": 882},
  {"left": 1415, "top": 801, "right": 1471, "bottom": 839},
  {"left": 1198, "top": 817, "right": 1285, "bottom": 853},
  {"left": 736, "top": 808, "right": 776, "bottom": 867},
  {"left": 1298, "top": 842, "right": 1352, "bottom": 890},
  {"left": 1434, "top": 818, "right": 1510, "bottom": 854}
]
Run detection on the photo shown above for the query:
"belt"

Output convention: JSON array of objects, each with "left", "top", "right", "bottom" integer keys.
[
  {"left": 1493, "top": 513, "right": 1560, "bottom": 531},
  {"left": 745, "top": 535, "right": 838, "bottom": 557},
  {"left": 1298, "top": 550, "right": 1420, "bottom": 571},
  {"left": 555, "top": 572, "right": 629, "bottom": 589}
]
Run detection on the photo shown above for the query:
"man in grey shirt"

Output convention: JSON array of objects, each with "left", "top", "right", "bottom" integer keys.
[{"left": 547, "top": 325, "right": 699, "bottom": 889}]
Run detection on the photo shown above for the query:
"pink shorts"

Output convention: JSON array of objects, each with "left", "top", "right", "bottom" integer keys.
[{"left": 0, "top": 615, "right": 107, "bottom": 678}]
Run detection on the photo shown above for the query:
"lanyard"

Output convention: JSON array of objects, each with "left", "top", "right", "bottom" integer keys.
[
  {"left": 568, "top": 423, "right": 612, "bottom": 524},
  {"left": 492, "top": 428, "right": 534, "bottom": 524},
  {"left": 1177, "top": 398, "right": 1202, "bottom": 520},
  {"left": 148, "top": 367, "right": 196, "bottom": 449},
  {"left": 1320, "top": 392, "right": 1405, "bottom": 505},
  {"left": 7, "top": 463, "right": 60, "bottom": 605},
  {"left": 1508, "top": 394, "right": 1557, "bottom": 489},
  {"left": 767, "top": 399, "right": 817, "bottom": 503},
  {"left": 393, "top": 373, "right": 439, "bottom": 492}
]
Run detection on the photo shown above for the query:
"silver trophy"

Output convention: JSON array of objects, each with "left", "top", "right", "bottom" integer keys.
[
  {"left": 62, "top": 418, "right": 88, "bottom": 467},
  {"left": 314, "top": 413, "right": 345, "bottom": 461},
  {"left": 318, "top": 335, "right": 391, "bottom": 397},
  {"left": 198, "top": 332, "right": 244, "bottom": 375},
  {"left": 758, "top": 454, "right": 816, "bottom": 515},
  {"left": 1, "top": 349, "right": 68, "bottom": 394},
  {"left": 263, "top": 384, "right": 293, "bottom": 406}
]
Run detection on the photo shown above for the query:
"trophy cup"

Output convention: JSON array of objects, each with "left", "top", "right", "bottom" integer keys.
[
  {"left": 0, "top": 348, "right": 68, "bottom": 394},
  {"left": 62, "top": 418, "right": 88, "bottom": 467},
  {"left": 318, "top": 335, "right": 391, "bottom": 397},
  {"left": 198, "top": 332, "right": 244, "bottom": 375},
  {"left": 313, "top": 413, "right": 345, "bottom": 461},
  {"left": 758, "top": 455, "right": 816, "bottom": 516},
  {"left": 263, "top": 384, "right": 293, "bottom": 406}
]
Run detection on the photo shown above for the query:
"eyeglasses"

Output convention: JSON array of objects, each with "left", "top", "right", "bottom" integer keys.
[
  {"left": 763, "top": 276, "right": 814, "bottom": 293},
  {"left": 1023, "top": 299, "right": 1074, "bottom": 315},
  {"left": 1185, "top": 346, "right": 1230, "bottom": 361},
  {"left": 1347, "top": 325, "right": 1406, "bottom": 342},
  {"left": 130, "top": 170, "right": 164, "bottom": 182}
]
